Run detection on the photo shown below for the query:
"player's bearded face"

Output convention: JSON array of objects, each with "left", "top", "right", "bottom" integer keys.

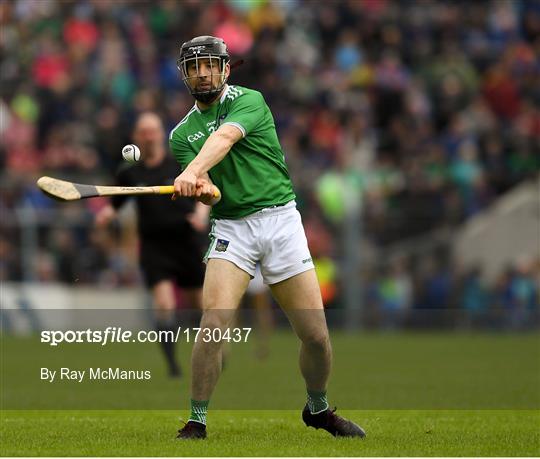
[{"left": 184, "top": 57, "right": 226, "bottom": 93}]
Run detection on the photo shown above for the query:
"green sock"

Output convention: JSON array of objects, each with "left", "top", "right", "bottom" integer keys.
[
  {"left": 307, "top": 389, "right": 329, "bottom": 414},
  {"left": 189, "top": 399, "right": 209, "bottom": 425}
]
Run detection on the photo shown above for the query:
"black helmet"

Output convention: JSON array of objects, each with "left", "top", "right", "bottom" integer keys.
[{"left": 177, "top": 36, "right": 230, "bottom": 104}]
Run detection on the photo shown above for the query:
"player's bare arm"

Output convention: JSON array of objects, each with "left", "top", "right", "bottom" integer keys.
[{"left": 173, "top": 124, "right": 242, "bottom": 199}]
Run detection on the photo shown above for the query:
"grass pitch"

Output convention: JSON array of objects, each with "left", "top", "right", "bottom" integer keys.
[{"left": 1, "top": 409, "right": 539, "bottom": 456}]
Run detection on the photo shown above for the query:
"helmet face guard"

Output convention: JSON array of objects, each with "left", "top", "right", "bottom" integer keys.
[{"left": 177, "top": 36, "right": 230, "bottom": 104}]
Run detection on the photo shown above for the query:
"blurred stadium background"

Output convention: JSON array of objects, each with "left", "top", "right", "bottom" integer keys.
[{"left": 1, "top": 0, "right": 539, "bottom": 332}]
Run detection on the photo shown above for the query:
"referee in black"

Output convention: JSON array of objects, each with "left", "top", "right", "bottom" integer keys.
[{"left": 96, "top": 112, "right": 207, "bottom": 377}]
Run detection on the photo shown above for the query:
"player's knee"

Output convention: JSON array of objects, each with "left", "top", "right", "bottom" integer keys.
[
  {"left": 199, "top": 310, "right": 229, "bottom": 331},
  {"left": 155, "top": 300, "right": 175, "bottom": 312},
  {"left": 153, "top": 292, "right": 175, "bottom": 312},
  {"left": 301, "top": 330, "right": 331, "bottom": 352}
]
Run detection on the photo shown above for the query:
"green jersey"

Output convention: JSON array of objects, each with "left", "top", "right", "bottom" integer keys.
[{"left": 169, "top": 85, "right": 295, "bottom": 219}]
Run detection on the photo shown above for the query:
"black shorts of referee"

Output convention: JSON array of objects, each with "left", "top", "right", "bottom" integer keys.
[{"left": 140, "top": 233, "right": 205, "bottom": 289}]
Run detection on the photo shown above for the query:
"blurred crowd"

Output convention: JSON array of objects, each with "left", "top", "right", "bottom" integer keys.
[
  {"left": 0, "top": 0, "right": 538, "bottom": 320},
  {"left": 360, "top": 253, "right": 539, "bottom": 329}
]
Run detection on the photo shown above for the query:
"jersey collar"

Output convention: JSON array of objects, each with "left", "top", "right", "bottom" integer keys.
[{"left": 219, "top": 84, "right": 230, "bottom": 104}]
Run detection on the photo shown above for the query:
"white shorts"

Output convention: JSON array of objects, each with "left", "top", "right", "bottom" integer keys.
[
  {"left": 204, "top": 201, "right": 315, "bottom": 285},
  {"left": 246, "top": 264, "right": 267, "bottom": 294}
]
